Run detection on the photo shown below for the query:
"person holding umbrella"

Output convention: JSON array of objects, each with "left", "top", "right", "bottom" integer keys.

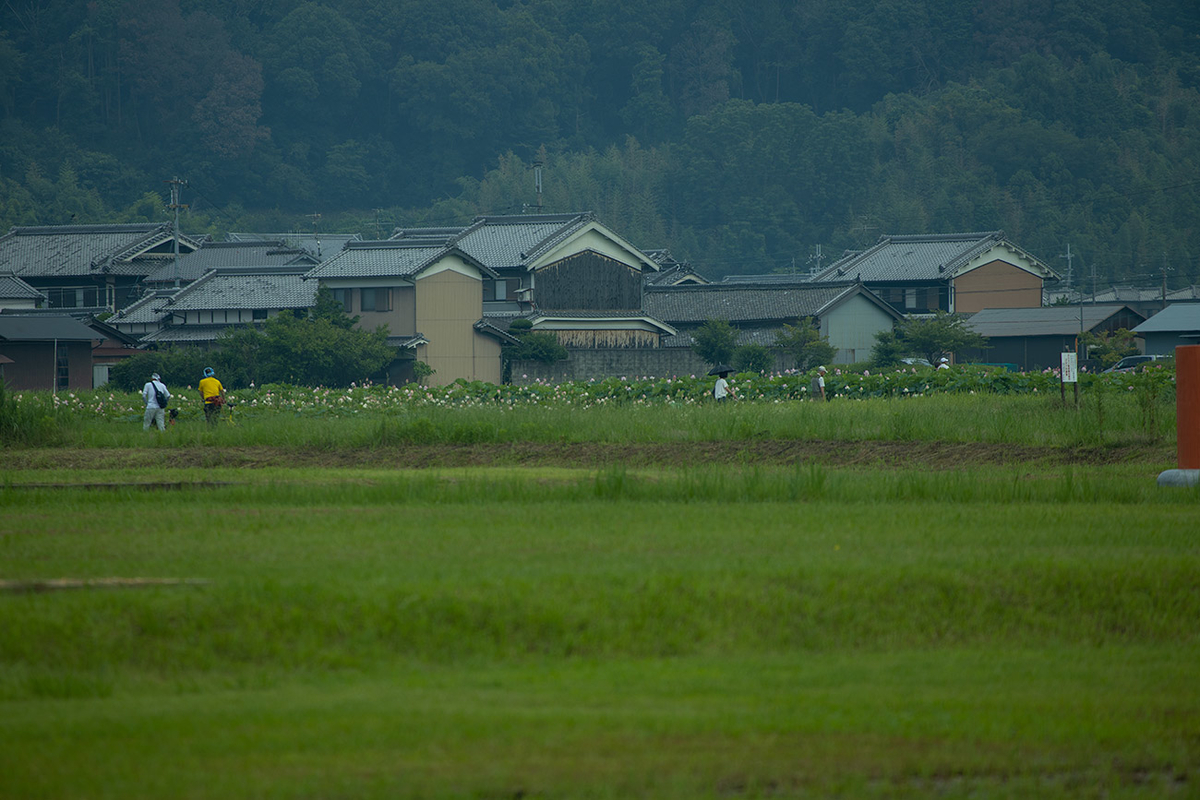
[{"left": 709, "top": 364, "right": 737, "bottom": 401}]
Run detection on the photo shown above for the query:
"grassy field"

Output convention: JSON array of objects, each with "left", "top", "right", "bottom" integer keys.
[{"left": 1, "top": 395, "right": 1198, "bottom": 798}]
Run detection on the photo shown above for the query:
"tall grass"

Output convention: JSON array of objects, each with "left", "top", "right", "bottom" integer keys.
[{"left": 38, "top": 393, "right": 1178, "bottom": 450}]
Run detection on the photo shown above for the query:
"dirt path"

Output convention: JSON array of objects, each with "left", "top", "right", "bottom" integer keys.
[{"left": 3, "top": 440, "right": 1172, "bottom": 471}]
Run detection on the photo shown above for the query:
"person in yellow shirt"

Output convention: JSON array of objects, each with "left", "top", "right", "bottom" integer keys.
[{"left": 198, "top": 367, "right": 226, "bottom": 426}]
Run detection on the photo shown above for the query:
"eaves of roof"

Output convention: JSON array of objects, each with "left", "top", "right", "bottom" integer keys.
[
  {"left": 304, "top": 241, "right": 495, "bottom": 281},
  {"left": 0, "top": 314, "right": 100, "bottom": 341},
  {"left": 1133, "top": 303, "right": 1200, "bottom": 333},
  {"left": 810, "top": 231, "right": 1061, "bottom": 285},
  {"left": 160, "top": 269, "right": 316, "bottom": 312},
  {"left": 642, "top": 282, "right": 870, "bottom": 325},
  {"left": 966, "top": 304, "right": 1142, "bottom": 337}
]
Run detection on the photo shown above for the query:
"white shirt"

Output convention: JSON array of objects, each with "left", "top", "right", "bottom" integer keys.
[
  {"left": 714, "top": 377, "right": 730, "bottom": 399},
  {"left": 142, "top": 380, "right": 171, "bottom": 409}
]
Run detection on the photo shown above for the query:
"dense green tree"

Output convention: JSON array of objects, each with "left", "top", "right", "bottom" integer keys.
[
  {"left": 884, "top": 312, "right": 989, "bottom": 366},
  {"left": 775, "top": 318, "right": 836, "bottom": 371},
  {"left": 0, "top": 0, "right": 1198, "bottom": 293},
  {"left": 733, "top": 343, "right": 773, "bottom": 375},
  {"left": 1080, "top": 328, "right": 1139, "bottom": 368},
  {"left": 691, "top": 319, "right": 737, "bottom": 366}
]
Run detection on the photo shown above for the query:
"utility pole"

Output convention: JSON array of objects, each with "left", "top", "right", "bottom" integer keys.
[
  {"left": 1059, "top": 243, "right": 1075, "bottom": 301},
  {"left": 165, "top": 177, "right": 188, "bottom": 289},
  {"left": 533, "top": 159, "right": 544, "bottom": 210},
  {"left": 308, "top": 212, "right": 322, "bottom": 258},
  {"left": 1162, "top": 253, "right": 1173, "bottom": 312},
  {"left": 807, "top": 244, "right": 825, "bottom": 278}
]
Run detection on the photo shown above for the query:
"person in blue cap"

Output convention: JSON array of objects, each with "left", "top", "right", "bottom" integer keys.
[{"left": 198, "top": 367, "right": 226, "bottom": 426}]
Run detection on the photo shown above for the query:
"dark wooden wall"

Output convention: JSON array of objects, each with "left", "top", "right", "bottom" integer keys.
[{"left": 535, "top": 251, "right": 642, "bottom": 311}]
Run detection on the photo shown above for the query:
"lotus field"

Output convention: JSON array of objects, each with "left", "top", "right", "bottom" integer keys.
[{"left": 1, "top": 364, "right": 1197, "bottom": 799}]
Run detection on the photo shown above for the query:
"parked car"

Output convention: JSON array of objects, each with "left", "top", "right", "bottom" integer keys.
[
  {"left": 900, "top": 357, "right": 932, "bottom": 367},
  {"left": 1103, "top": 354, "right": 1167, "bottom": 374}
]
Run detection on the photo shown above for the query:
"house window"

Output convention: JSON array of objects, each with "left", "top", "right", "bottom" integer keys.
[
  {"left": 904, "top": 289, "right": 918, "bottom": 310},
  {"left": 331, "top": 288, "right": 352, "bottom": 312},
  {"left": 252, "top": 308, "right": 268, "bottom": 321},
  {"left": 361, "top": 288, "right": 392, "bottom": 312},
  {"left": 56, "top": 348, "right": 69, "bottom": 391},
  {"left": 494, "top": 280, "right": 507, "bottom": 301},
  {"left": 46, "top": 287, "right": 103, "bottom": 308}
]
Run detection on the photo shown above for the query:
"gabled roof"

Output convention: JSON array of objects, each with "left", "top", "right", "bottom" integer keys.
[
  {"left": 445, "top": 213, "right": 658, "bottom": 273},
  {"left": 447, "top": 213, "right": 591, "bottom": 269},
  {"left": 0, "top": 223, "right": 203, "bottom": 278},
  {"left": 144, "top": 241, "right": 318, "bottom": 285},
  {"left": 304, "top": 241, "right": 495, "bottom": 280},
  {"left": 0, "top": 272, "right": 45, "bottom": 300},
  {"left": 642, "top": 248, "right": 707, "bottom": 284},
  {"left": 228, "top": 232, "right": 362, "bottom": 259},
  {"left": 643, "top": 282, "right": 900, "bottom": 325},
  {"left": 1133, "top": 303, "right": 1200, "bottom": 334},
  {"left": 160, "top": 267, "right": 316, "bottom": 312},
  {"left": 966, "top": 305, "right": 1145, "bottom": 337},
  {"left": 0, "top": 314, "right": 99, "bottom": 341},
  {"left": 811, "top": 232, "right": 1058, "bottom": 285}
]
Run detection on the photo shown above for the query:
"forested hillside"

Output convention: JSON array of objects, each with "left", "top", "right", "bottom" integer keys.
[{"left": 2, "top": 0, "right": 1199, "bottom": 287}]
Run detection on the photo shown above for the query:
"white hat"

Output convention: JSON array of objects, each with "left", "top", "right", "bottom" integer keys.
[
  {"left": 817, "top": 365, "right": 827, "bottom": 373},
  {"left": 151, "top": 373, "right": 161, "bottom": 380},
  {"left": 939, "top": 357, "right": 949, "bottom": 363}
]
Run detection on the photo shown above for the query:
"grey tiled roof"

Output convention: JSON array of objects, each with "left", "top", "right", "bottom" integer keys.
[
  {"left": 0, "top": 314, "right": 99, "bottom": 341},
  {"left": 0, "top": 224, "right": 202, "bottom": 278},
  {"left": 966, "top": 305, "right": 1144, "bottom": 337},
  {"left": 1134, "top": 303, "right": 1200, "bottom": 333},
  {"left": 721, "top": 271, "right": 821, "bottom": 284},
  {"left": 228, "top": 232, "right": 362, "bottom": 259},
  {"left": 391, "top": 227, "right": 466, "bottom": 242},
  {"left": 140, "top": 325, "right": 233, "bottom": 344},
  {"left": 643, "top": 282, "right": 866, "bottom": 325},
  {"left": 107, "top": 291, "right": 177, "bottom": 325},
  {"left": 161, "top": 268, "right": 316, "bottom": 312},
  {"left": 811, "top": 232, "right": 1056, "bottom": 284},
  {"left": 0, "top": 272, "right": 45, "bottom": 300},
  {"left": 450, "top": 213, "right": 596, "bottom": 269},
  {"left": 144, "top": 242, "right": 317, "bottom": 285},
  {"left": 662, "top": 328, "right": 788, "bottom": 349},
  {"left": 645, "top": 263, "right": 709, "bottom": 286},
  {"left": 305, "top": 241, "right": 492, "bottom": 280}
]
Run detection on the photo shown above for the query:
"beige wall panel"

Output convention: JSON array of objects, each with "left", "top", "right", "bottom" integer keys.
[
  {"left": 415, "top": 270, "right": 498, "bottom": 385},
  {"left": 954, "top": 260, "right": 1042, "bottom": 313}
]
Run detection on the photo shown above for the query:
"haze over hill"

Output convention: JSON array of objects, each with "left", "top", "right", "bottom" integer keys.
[{"left": 1, "top": 0, "right": 1198, "bottom": 285}]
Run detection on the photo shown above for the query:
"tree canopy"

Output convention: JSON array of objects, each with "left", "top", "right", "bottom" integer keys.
[{"left": 2, "top": 0, "right": 1199, "bottom": 290}]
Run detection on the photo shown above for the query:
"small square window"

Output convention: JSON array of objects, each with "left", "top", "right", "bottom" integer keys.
[
  {"left": 331, "top": 288, "right": 352, "bottom": 312},
  {"left": 361, "top": 288, "right": 392, "bottom": 312},
  {"left": 252, "top": 308, "right": 268, "bottom": 321}
]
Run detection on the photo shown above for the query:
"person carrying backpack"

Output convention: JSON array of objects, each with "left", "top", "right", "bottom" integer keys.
[
  {"left": 198, "top": 367, "right": 226, "bottom": 426},
  {"left": 142, "top": 373, "right": 171, "bottom": 431}
]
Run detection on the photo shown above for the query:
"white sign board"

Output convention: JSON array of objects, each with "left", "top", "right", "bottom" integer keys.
[{"left": 1061, "top": 352, "right": 1078, "bottom": 383}]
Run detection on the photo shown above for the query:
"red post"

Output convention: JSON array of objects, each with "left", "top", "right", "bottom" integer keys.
[{"left": 1178, "top": 345, "right": 1200, "bottom": 469}]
